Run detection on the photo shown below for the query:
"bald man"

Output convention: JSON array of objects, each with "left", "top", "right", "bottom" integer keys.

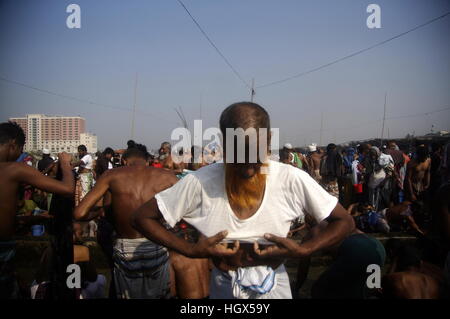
[{"left": 133, "top": 102, "right": 354, "bottom": 299}]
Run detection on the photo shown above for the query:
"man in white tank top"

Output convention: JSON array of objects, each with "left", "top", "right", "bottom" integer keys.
[{"left": 133, "top": 102, "right": 355, "bottom": 299}]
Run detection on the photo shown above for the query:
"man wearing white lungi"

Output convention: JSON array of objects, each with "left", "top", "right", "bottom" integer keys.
[{"left": 133, "top": 102, "right": 355, "bottom": 299}]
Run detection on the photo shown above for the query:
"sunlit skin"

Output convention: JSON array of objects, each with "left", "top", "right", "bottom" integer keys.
[
  {"left": 73, "top": 155, "right": 178, "bottom": 239},
  {"left": 169, "top": 250, "right": 210, "bottom": 298}
]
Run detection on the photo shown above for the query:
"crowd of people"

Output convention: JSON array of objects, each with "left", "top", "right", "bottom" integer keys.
[
  {"left": 281, "top": 139, "right": 450, "bottom": 298},
  {"left": 1, "top": 101, "right": 449, "bottom": 299}
]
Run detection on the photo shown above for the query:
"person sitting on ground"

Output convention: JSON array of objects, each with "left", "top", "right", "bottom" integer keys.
[{"left": 347, "top": 201, "right": 424, "bottom": 235}]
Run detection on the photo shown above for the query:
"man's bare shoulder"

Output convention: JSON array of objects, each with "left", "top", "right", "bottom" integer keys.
[
  {"left": 0, "top": 161, "right": 30, "bottom": 169},
  {"left": 148, "top": 166, "right": 177, "bottom": 177},
  {"left": 106, "top": 166, "right": 177, "bottom": 180},
  {"left": 0, "top": 162, "right": 33, "bottom": 178}
]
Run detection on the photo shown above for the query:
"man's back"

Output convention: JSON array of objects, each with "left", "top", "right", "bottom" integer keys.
[
  {"left": 0, "top": 162, "right": 21, "bottom": 239},
  {"left": 105, "top": 166, "right": 176, "bottom": 239},
  {"left": 309, "top": 152, "right": 322, "bottom": 170},
  {"left": 383, "top": 271, "right": 440, "bottom": 299}
]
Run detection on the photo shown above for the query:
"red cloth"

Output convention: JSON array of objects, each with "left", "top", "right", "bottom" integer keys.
[{"left": 353, "top": 183, "right": 363, "bottom": 194}]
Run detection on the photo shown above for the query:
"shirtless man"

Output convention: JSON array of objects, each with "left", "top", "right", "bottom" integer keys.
[
  {"left": 382, "top": 244, "right": 441, "bottom": 299},
  {"left": 0, "top": 121, "right": 74, "bottom": 299},
  {"left": 307, "top": 144, "right": 323, "bottom": 181},
  {"left": 73, "top": 147, "right": 178, "bottom": 298},
  {"left": 132, "top": 102, "right": 354, "bottom": 299},
  {"left": 405, "top": 145, "right": 431, "bottom": 202},
  {"left": 381, "top": 201, "right": 424, "bottom": 235}
]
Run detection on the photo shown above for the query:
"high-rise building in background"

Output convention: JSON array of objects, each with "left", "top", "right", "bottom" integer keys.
[{"left": 9, "top": 114, "right": 98, "bottom": 154}]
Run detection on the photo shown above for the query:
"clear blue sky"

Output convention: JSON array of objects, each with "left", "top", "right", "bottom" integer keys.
[{"left": 1, "top": 0, "right": 449, "bottom": 150}]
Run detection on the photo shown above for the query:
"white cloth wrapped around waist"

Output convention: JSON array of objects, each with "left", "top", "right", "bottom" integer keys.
[{"left": 230, "top": 266, "right": 276, "bottom": 298}]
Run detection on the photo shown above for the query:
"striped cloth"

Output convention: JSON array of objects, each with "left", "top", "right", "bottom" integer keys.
[{"left": 113, "top": 238, "right": 170, "bottom": 299}]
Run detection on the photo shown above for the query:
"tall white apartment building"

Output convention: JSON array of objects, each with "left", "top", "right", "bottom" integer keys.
[{"left": 9, "top": 114, "right": 98, "bottom": 154}]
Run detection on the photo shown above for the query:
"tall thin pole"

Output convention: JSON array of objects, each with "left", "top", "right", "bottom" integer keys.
[
  {"left": 131, "top": 73, "right": 138, "bottom": 140},
  {"left": 250, "top": 78, "right": 255, "bottom": 102},
  {"left": 199, "top": 93, "right": 203, "bottom": 120},
  {"left": 319, "top": 112, "right": 323, "bottom": 147},
  {"left": 380, "top": 92, "right": 387, "bottom": 146}
]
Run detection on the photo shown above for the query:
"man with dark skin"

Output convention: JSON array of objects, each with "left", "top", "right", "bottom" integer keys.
[
  {"left": 169, "top": 250, "right": 211, "bottom": 299},
  {"left": 405, "top": 145, "right": 431, "bottom": 202},
  {"left": 307, "top": 144, "right": 323, "bottom": 181},
  {"left": 73, "top": 148, "right": 178, "bottom": 298},
  {"left": 0, "top": 122, "right": 74, "bottom": 299},
  {"left": 72, "top": 145, "right": 92, "bottom": 174},
  {"left": 38, "top": 149, "right": 54, "bottom": 173},
  {"left": 72, "top": 145, "right": 94, "bottom": 206},
  {"left": 94, "top": 147, "right": 115, "bottom": 178},
  {"left": 382, "top": 244, "right": 441, "bottom": 299},
  {"left": 347, "top": 201, "right": 425, "bottom": 235},
  {"left": 132, "top": 102, "right": 354, "bottom": 299}
]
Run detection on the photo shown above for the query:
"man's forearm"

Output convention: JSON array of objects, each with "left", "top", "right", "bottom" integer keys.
[
  {"left": 299, "top": 216, "right": 353, "bottom": 256},
  {"left": 75, "top": 208, "right": 101, "bottom": 221},
  {"left": 133, "top": 199, "right": 196, "bottom": 257},
  {"left": 135, "top": 216, "right": 196, "bottom": 257},
  {"left": 60, "top": 162, "right": 75, "bottom": 194}
]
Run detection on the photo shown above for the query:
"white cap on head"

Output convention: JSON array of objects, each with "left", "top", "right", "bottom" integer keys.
[
  {"left": 42, "top": 149, "right": 50, "bottom": 155},
  {"left": 308, "top": 144, "right": 317, "bottom": 152},
  {"left": 284, "top": 143, "right": 293, "bottom": 149}
]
